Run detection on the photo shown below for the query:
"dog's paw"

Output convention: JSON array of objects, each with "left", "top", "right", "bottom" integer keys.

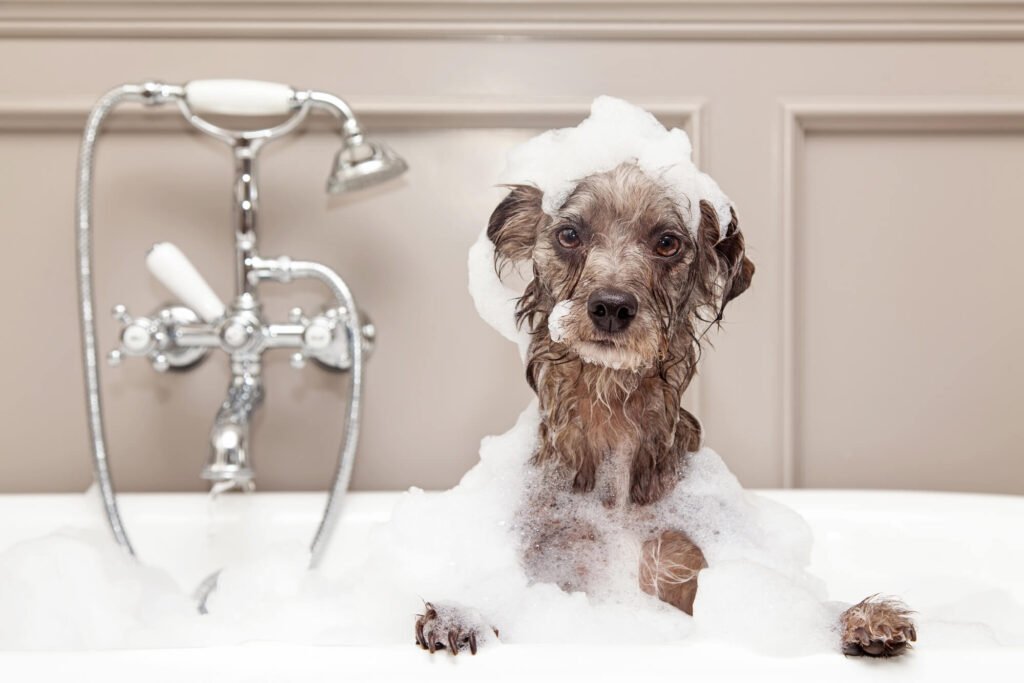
[
  {"left": 840, "top": 595, "right": 917, "bottom": 658},
  {"left": 414, "top": 602, "right": 497, "bottom": 655}
]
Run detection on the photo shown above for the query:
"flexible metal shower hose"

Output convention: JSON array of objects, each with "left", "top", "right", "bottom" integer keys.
[{"left": 75, "top": 84, "right": 150, "bottom": 555}]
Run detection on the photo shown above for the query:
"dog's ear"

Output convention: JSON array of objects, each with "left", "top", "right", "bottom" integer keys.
[
  {"left": 698, "top": 200, "right": 755, "bottom": 312},
  {"left": 487, "top": 184, "right": 546, "bottom": 269}
]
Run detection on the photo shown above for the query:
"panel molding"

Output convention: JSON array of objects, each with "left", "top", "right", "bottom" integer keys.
[
  {"left": 4, "top": 1, "right": 1024, "bottom": 40},
  {"left": 0, "top": 96, "right": 701, "bottom": 140},
  {"left": 778, "top": 98, "right": 1024, "bottom": 488}
]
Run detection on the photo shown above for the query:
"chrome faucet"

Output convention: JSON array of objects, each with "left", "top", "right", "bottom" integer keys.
[
  {"left": 206, "top": 368, "right": 262, "bottom": 492},
  {"left": 76, "top": 80, "right": 403, "bottom": 570}
]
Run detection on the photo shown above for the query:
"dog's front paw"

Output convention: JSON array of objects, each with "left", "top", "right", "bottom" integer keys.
[
  {"left": 840, "top": 595, "right": 917, "bottom": 657},
  {"left": 414, "top": 602, "right": 497, "bottom": 655}
]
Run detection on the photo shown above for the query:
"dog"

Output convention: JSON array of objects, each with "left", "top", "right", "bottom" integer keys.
[{"left": 415, "top": 162, "right": 916, "bottom": 657}]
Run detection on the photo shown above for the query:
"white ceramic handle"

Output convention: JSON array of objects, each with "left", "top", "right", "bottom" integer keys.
[
  {"left": 146, "top": 243, "right": 226, "bottom": 322},
  {"left": 184, "top": 79, "right": 296, "bottom": 116}
]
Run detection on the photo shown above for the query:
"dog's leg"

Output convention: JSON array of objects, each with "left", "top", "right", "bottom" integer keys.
[
  {"left": 414, "top": 602, "right": 498, "bottom": 655},
  {"left": 839, "top": 595, "right": 917, "bottom": 657},
  {"left": 638, "top": 530, "right": 707, "bottom": 615},
  {"left": 628, "top": 403, "right": 699, "bottom": 506}
]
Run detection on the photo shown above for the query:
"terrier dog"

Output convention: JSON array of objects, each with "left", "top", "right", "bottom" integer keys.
[{"left": 415, "top": 162, "right": 916, "bottom": 657}]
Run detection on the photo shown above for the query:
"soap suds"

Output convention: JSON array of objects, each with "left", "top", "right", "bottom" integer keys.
[
  {"left": 547, "top": 300, "right": 573, "bottom": 343},
  {"left": 498, "top": 96, "right": 733, "bottom": 239}
]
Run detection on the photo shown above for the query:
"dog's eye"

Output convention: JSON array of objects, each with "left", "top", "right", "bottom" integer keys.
[
  {"left": 655, "top": 234, "right": 682, "bottom": 257},
  {"left": 557, "top": 227, "right": 582, "bottom": 249}
]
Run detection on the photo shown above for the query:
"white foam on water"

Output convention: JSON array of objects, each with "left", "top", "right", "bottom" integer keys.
[{"left": 0, "top": 530, "right": 194, "bottom": 650}]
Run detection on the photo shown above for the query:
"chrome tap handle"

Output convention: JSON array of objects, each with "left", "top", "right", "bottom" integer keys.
[
  {"left": 108, "top": 304, "right": 151, "bottom": 354},
  {"left": 107, "top": 305, "right": 166, "bottom": 371},
  {"left": 304, "top": 312, "right": 338, "bottom": 354},
  {"left": 289, "top": 306, "right": 375, "bottom": 371},
  {"left": 108, "top": 304, "right": 208, "bottom": 372}
]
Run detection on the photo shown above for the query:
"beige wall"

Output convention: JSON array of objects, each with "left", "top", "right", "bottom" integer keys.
[{"left": 0, "top": 1, "right": 1022, "bottom": 494}]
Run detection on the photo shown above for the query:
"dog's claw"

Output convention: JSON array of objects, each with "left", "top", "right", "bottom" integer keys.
[
  {"left": 448, "top": 629, "right": 460, "bottom": 656},
  {"left": 414, "top": 601, "right": 495, "bottom": 656}
]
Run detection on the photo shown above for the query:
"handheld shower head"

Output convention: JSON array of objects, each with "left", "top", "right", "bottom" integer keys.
[
  {"left": 299, "top": 90, "right": 408, "bottom": 195},
  {"left": 327, "top": 138, "right": 408, "bottom": 194}
]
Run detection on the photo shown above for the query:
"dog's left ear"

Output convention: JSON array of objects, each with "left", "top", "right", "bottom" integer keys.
[
  {"left": 698, "top": 200, "right": 755, "bottom": 311},
  {"left": 487, "top": 184, "right": 546, "bottom": 269}
]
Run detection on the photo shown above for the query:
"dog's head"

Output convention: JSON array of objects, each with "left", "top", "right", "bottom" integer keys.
[{"left": 488, "top": 162, "right": 754, "bottom": 373}]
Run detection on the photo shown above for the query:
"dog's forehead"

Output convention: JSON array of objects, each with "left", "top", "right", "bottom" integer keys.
[{"left": 556, "top": 164, "right": 683, "bottom": 233}]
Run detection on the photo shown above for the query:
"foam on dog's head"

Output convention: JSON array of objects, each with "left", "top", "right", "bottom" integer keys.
[
  {"left": 498, "top": 96, "right": 733, "bottom": 240},
  {"left": 469, "top": 97, "right": 741, "bottom": 357}
]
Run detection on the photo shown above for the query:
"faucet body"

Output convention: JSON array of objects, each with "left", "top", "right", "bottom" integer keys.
[
  {"left": 76, "top": 80, "right": 396, "bottom": 567},
  {"left": 207, "top": 366, "right": 263, "bottom": 490}
]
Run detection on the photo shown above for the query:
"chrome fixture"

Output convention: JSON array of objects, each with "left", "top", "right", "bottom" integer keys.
[
  {"left": 75, "top": 80, "right": 404, "bottom": 574},
  {"left": 329, "top": 140, "right": 408, "bottom": 193}
]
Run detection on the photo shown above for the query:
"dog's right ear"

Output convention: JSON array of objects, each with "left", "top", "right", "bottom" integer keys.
[{"left": 487, "top": 184, "right": 546, "bottom": 270}]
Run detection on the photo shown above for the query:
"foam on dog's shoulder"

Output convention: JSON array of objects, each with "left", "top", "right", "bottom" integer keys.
[{"left": 498, "top": 96, "right": 733, "bottom": 239}]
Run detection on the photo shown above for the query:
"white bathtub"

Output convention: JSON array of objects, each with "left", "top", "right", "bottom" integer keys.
[{"left": 0, "top": 490, "right": 1021, "bottom": 682}]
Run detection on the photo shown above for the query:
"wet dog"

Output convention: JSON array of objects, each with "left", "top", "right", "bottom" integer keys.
[{"left": 416, "top": 163, "right": 915, "bottom": 657}]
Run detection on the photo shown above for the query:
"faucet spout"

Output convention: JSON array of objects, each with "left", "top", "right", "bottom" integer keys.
[{"left": 204, "top": 367, "right": 262, "bottom": 491}]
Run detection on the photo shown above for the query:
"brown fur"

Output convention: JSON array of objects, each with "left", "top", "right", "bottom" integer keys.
[
  {"left": 840, "top": 596, "right": 917, "bottom": 657},
  {"left": 417, "top": 162, "right": 914, "bottom": 657},
  {"left": 639, "top": 530, "right": 708, "bottom": 615},
  {"left": 490, "top": 164, "right": 752, "bottom": 507},
  {"left": 489, "top": 164, "right": 749, "bottom": 619}
]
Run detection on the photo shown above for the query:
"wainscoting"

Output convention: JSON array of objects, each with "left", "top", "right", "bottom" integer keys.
[{"left": 1, "top": 1, "right": 1021, "bottom": 493}]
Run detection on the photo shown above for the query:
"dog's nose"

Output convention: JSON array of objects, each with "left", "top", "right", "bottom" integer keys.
[{"left": 587, "top": 289, "right": 638, "bottom": 333}]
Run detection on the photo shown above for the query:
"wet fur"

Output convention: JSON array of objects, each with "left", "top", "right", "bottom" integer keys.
[
  {"left": 416, "top": 163, "right": 914, "bottom": 657},
  {"left": 840, "top": 596, "right": 917, "bottom": 657},
  {"left": 490, "top": 165, "right": 751, "bottom": 507},
  {"left": 492, "top": 165, "right": 741, "bottom": 617}
]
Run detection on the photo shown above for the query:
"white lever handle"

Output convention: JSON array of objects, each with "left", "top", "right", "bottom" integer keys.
[
  {"left": 146, "top": 243, "right": 226, "bottom": 322},
  {"left": 183, "top": 79, "right": 296, "bottom": 116}
]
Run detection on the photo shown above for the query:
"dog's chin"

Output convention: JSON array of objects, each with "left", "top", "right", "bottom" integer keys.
[{"left": 573, "top": 340, "right": 649, "bottom": 371}]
